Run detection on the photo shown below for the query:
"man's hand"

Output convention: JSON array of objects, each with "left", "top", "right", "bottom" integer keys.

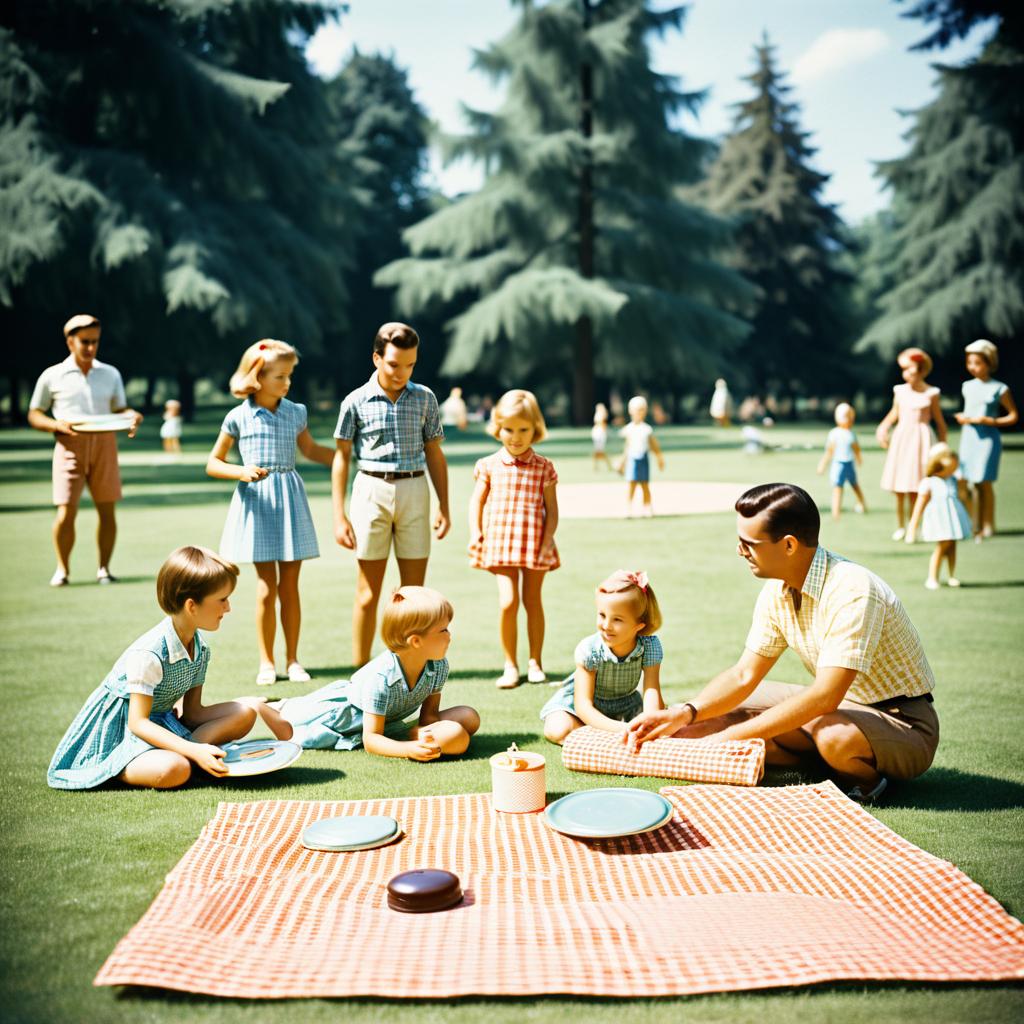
[
  {"left": 433, "top": 508, "right": 450, "bottom": 540},
  {"left": 621, "top": 706, "right": 692, "bottom": 752},
  {"left": 53, "top": 420, "right": 77, "bottom": 436},
  {"left": 126, "top": 410, "right": 144, "bottom": 438},
  {"left": 334, "top": 516, "right": 356, "bottom": 549}
]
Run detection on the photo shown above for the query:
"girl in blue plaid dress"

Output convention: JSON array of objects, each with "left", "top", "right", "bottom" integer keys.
[
  {"left": 541, "top": 571, "right": 665, "bottom": 745},
  {"left": 47, "top": 546, "right": 292, "bottom": 790},
  {"left": 270, "top": 587, "right": 479, "bottom": 758},
  {"left": 207, "top": 341, "right": 334, "bottom": 686}
]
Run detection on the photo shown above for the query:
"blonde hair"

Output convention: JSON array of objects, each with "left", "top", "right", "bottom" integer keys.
[
  {"left": 965, "top": 338, "right": 998, "bottom": 371},
  {"left": 596, "top": 570, "right": 662, "bottom": 635},
  {"left": 897, "top": 347, "right": 933, "bottom": 378},
  {"left": 229, "top": 339, "right": 298, "bottom": 398},
  {"left": 488, "top": 389, "right": 547, "bottom": 442},
  {"left": 925, "top": 442, "right": 958, "bottom": 477},
  {"left": 156, "top": 546, "right": 239, "bottom": 614},
  {"left": 834, "top": 402, "right": 855, "bottom": 426},
  {"left": 627, "top": 395, "right": 648, "bottom": 416},
  {"left": 593, "top": 402, "right": 609, "bottom": 425},
  {"left": 380, "top": 586, "right": 454, "bottom": 651}
]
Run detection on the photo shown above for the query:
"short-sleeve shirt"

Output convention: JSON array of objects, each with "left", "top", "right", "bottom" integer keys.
[
  {"left": 29, "top": 356, "right": 127, "bottom": 420},
  {"left": 346, "top": 650, "right": 449, "bottom": 722},
  {"left": 619, "top": 421, "right": 652, "bottom": 459},
  {"left": 744, "top": 546, "right": 935, "bottom": 704},
  {"left": 827, "top": 427, "right": 857, "bottom": 463},
  {"left": 575, "top": 632, "right": 663, "bottom": 701},
  {"left": 334, "top": 374, "right": 443, "bottom": 472},
  {"left": 220, "top": 397, "right": 307, "bottom": 469}
]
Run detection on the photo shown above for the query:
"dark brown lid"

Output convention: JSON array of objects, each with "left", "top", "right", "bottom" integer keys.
[{"left": 387, "top": 869, "right": 462, "bottom": 913}]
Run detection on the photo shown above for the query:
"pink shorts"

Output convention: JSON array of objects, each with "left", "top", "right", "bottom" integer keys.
[{"left": 53, "top": 433, "right": 123, "bottom": 506}]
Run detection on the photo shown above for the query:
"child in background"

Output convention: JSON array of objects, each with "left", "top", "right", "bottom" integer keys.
[
  {"left": 876, "top": 347, "right": 947, "bottom": 540},
  {"left": 206, "top": 339, "right": 334, "bottom": 686},
  {"left": 270, "top": 587, "right": 479, "bottom": 759},
  {"left": 160, "top": 399, "right": 182, "bottom": 454},
  {"left": 469, "top": 390, "right": 559, "bottom": 689},
  {"left": 618, "top": 395, "right": 665, "bottom": 517},
  {"left": 955, "top": 339, "right": 1018, "bottom": 539},
  {"left": 47, "top": 546, "right": 292, "bottom": 790},
  {"left": 541, "top": 570, "right": 664, "bottom": 745},
  {"left": 332, "top": 322, "right": 450, "bottom": 667},
  {"left": 817, "top": 402, "right": 867, "bottom": 519},
  {"left": 710, "top": 378, "right": 733, "bottom": 427},
  {"left": 905, "top": 443, "right": 974, "bottom": 589},
  {"left": 591, "top": 402, "right": 610, "bottom": 469}
]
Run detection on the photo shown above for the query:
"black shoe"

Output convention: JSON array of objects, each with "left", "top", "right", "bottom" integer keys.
[{"left": 846, "top": 776, "right": 888, "bottom": 804}]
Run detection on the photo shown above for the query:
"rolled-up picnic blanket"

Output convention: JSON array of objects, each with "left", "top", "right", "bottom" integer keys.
[{"left": 561, "top": 726, "right": 765, "bottom": 786}]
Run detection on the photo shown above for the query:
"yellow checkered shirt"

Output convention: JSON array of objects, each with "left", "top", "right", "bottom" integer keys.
[{"left": 745, "top": 547, "right": 935, "bottom": 705}]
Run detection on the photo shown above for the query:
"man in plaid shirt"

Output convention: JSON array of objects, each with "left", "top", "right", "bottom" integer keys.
[
  {"left": 333, "top": 323, "right": 450, "bottom": 665},
  {"left": 625, "top": 483, "right": 938, "bottom": 804}
]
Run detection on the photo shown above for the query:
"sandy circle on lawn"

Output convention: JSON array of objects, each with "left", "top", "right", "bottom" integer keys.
[{"left": 558, "top": 480, "right": 746, "bottom": 519}]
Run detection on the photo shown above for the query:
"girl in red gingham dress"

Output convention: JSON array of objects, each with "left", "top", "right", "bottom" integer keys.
[{"left": 469, "top": 390, "right": 559, "bottom": 689}]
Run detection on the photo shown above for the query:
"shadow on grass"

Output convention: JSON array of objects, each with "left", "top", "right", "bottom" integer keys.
[
  {"left": 189, "top": 766, "right": 345, "bottom": 790},
  {"left": 958, "top": 579, "right": 1024, "bottom": 589},
  {"left": 889, "top": 767, "right": 1024, "bottom": 812},
  {"left": 459, "top": 732, "right": 542, "bottom": 760}
]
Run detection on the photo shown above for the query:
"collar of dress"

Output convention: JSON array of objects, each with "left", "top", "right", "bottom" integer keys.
[
  {"left": 383, "top": 651, "right": 436, "bottom": 687},
  {"left": 163, "top": 617, "right": 200, "bottom": 664},
  {"left": 600, "top": 636, "right": 643, "bottom": 662},
  {"left": 500, "top": 448, "right": 536, "bottom": 467}
]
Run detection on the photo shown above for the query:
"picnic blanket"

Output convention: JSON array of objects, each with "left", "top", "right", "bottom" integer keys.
[
  {"left": 562, "top": 726, "right": 765, "bottom": 785},
  {"left": 95, "top": 783, "right": 1024, "bottom": 998}
]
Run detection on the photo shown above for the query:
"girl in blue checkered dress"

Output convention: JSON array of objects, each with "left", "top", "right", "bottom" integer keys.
[
  {"left": 270, "top": 587, "right": 479, "bottom": 759},
  {"left": 47, "top": 546, "right": 293, "bottom": 790},
  {"left": 541, "top": 571, "right": 665, "bottom": 745},
  {"left": 207, "top": 341, "right": 334, "bottom": 687}
]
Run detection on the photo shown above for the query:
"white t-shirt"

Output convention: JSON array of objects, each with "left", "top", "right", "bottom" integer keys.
[
  {"left": 620, "top": 421, "right": 652, "bottom": 459},
  {"left": 29, "top": 355, "right": 127, "bottom": 420}
]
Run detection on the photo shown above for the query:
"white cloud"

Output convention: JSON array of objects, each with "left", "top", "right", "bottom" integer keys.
[
  {"left": 791, "top": 28, "right": 889, "bottom": 86},
  {"left": 305, "top": 22, "right": 349, "bottom": 79}
]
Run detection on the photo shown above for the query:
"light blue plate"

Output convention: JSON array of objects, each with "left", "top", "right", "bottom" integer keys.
[
  {"left": 220, "top": 739, "right": 302, "bottom": 777},
  {"left": 301, "top": 815, "right": 401, "bottom": 852},
  {"left": 544, "top": 788, "right": 674, "bottom": 839}
]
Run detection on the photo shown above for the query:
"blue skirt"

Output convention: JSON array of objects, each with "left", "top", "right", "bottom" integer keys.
[
  {"left": 47, "top": 685, "right": 193, "bottom": 790},
  {"left": 219, "top": 469, "right": 319, "bottom": 563}
]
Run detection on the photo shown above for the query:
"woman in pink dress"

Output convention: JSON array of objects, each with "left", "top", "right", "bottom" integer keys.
[{"left": 876, "top": 347, "right": 947, "bottom": 540}]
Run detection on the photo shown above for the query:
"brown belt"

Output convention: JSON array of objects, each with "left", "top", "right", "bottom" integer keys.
[{"left": 360, "top": 470, "right": 424, "bottom": 481}]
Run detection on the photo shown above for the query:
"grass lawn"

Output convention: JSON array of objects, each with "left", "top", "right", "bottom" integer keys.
[{"left": 1, "top": 413, "right": 1022, "bottom": 1023}]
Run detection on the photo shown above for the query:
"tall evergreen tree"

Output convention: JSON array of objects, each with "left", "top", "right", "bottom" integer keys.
[
  {"left": 318, "top": 51, "right": 435, "bottom": 391},
  {"left": 0, "top": 0, "right": 359, "bottom": 416},
  {"left": 858, "top": 3, "right": 1023, "bottom": 371},
  {"left": 376, "top": 0, "right": 751, "bottom": 423},
  {"left": 696, "top": 35, "right": 853, "bottom": 399}
]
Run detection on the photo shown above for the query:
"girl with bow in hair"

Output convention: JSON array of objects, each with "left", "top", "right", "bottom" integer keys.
[{"left": 541, "top": 571, "right": 665, "bottom": 745}]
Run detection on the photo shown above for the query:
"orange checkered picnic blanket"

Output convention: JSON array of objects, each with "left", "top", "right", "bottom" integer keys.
[
  {"left": 95, "top": 783, "right": 1024, "bottom": 998},
  {"left": 562, "top": 726, "right": 765, "bottom": 785}
]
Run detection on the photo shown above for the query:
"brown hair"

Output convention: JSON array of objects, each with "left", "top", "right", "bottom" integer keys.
[
  {"left": 373, "top": 321, "right": 419, "bottom": 355},
  {"left": 735, "top": 483, "right": 820, "bottom": 547},
  {"left": 156, "top": 546, "right": 239, "bottom": 614},
  {"left": 380, "top": 586, "right": 453, "bottom": 651},
  {"left": 488, "top": 389, "right": 547, "bottom": 442},
  {"left": 596, "top": 571, "right": 663, "bottom": 635},
  {"left": 228, "top": 339, "right": 298, "bottom": 398}
]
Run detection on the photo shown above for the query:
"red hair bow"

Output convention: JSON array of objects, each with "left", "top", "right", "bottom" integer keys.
[{"left": 626, "top": 570, "right": 649, "bottom": 591}]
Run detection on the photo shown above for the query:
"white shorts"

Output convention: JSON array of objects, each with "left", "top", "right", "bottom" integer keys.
[{"left": 350, "top": 472, "right": 431, "bottom": 561}]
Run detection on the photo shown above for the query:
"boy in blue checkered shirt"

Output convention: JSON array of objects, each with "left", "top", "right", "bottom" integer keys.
[{"left": 333, "top": 323, "right": 451, "bottom": 665}]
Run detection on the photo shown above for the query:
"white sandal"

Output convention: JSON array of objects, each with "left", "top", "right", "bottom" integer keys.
[
  {"left": 526, "top": 663, "right": 547, "bottom": 684},
  {"left": 287, "top": 662, "right": 312, "bottom": 683},
  {"left": 495, "top": 666, "right": 521, "bottom": 689},
  {"left": 256, "top": 665, "right": 278, "bottom": 686}
]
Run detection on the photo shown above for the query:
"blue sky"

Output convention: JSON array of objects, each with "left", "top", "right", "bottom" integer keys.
[{"left": 306, "top": 1, "right": 994, "bottom": 224}]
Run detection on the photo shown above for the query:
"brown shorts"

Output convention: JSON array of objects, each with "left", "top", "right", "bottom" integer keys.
[
  {"left": 53, "top": 433, "right": 123, "bottom": 506},
  {"left": 740, "top": 679, "right": 939, "bottom": 781}
]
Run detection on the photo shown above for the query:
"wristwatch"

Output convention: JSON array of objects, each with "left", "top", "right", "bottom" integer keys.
[{"left": 679, "top": 702, "right": 698, "bottom": 725}]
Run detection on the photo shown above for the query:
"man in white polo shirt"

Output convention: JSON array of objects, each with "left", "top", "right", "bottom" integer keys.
[{"left": 28, "top": 314, "right": 143, "bottom": 586}]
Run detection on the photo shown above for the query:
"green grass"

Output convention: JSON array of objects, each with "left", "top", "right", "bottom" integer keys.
[{"left": 1, "top": 414, "right": 1022, "bottom": 1023}]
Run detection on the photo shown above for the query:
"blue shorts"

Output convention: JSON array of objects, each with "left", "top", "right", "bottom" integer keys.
[
  {"left": 830, "top": 460, "right": 857, "bottom": 487},
  {"left": 626, "top": 454, "right": 650, "bottom": 482}
]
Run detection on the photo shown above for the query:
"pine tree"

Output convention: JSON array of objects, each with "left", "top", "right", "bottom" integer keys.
[
  {"left": 695, "top": 35, "right": 854, "bottom": 399},
  {"left": 0, "top": 0, "right": 359, "bottom": 416},
  {"left": 857, "top": 4, "right": 1023, "bottom": 370},
  {"left": 375, "top": 0, "right": 751, "bottom": 423}
]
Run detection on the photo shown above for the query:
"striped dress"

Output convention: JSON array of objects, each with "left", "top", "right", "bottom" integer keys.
[{"left": 218, "top": 397, "right": 319, "bottom": 563}]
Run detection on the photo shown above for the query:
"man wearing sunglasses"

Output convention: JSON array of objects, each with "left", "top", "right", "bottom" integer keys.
[
  {"left": 28, "top": 314, "right": 143, "bottom": 587},
  {"left": 623, "top": 482, "right": 938, "bottom": 803}
]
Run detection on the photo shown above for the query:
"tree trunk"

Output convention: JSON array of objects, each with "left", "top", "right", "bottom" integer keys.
[
  {"left": 573, "top": 0, "right": 595, "bottom": 426},
  {"left": 7, "top": 372, "right": 21, "bottom": 423},
  {"left": 144, "top": 376, "right": 157, "bottom": 414},
  {"left": 176, "top": 366, "right": 196, "bottom": 421}
]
